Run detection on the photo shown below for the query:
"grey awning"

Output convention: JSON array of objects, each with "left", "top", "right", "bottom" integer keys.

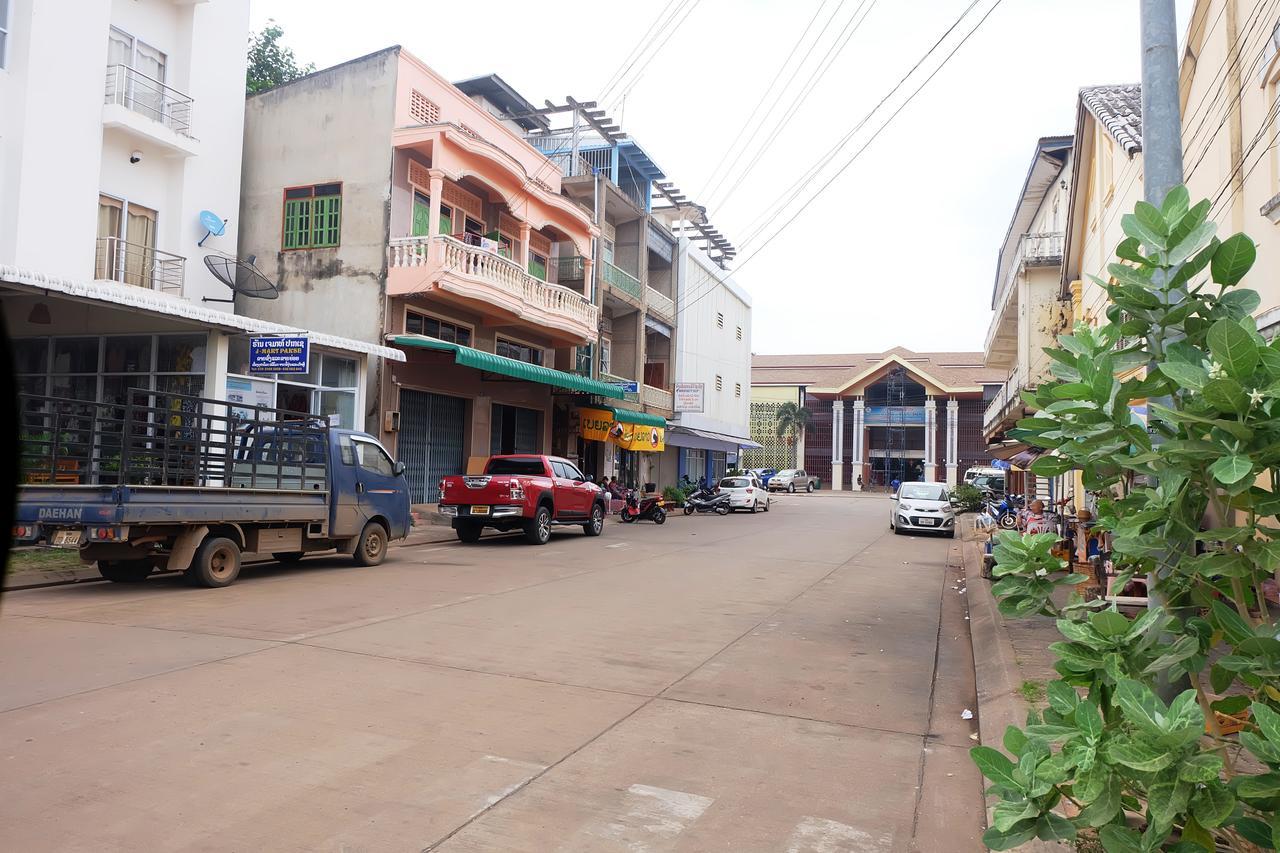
[{"left": 666, "top": 425, "right": 761, "bottom": 452}]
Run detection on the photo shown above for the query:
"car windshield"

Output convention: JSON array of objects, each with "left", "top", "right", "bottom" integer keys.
[
  {"left": 720, "top": 477, "right": 751, "bottom": 489},
  {"left": 777, "top": 470, "right": 797, "bottom": 477},
  {"left": 486, "top": 458, "right": 547, "bottom": 476},
  {"left": 899, "top": 483, "right": 946, "bottom": 501}
]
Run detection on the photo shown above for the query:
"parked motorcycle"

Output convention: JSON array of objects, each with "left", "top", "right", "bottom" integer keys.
[
  {"left": 982, "top": 491, "right": 1023, "bottom": 530},
  {"left": 620, "top": 490, "right": 667, "bottom": 524},
  {"left": 683, "top": 485, "right": 731, "bottom": 515}
]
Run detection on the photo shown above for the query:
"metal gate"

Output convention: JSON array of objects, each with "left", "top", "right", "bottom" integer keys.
[{"left": 400, "top": 389, "right": 465, "bottom": 503}]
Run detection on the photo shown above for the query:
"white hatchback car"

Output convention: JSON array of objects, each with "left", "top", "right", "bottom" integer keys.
[
  {"left": 718, "top": 475, "right": 770, "bottom": 513},
  {"left": 889, "top": 482, "right": 956, "bottom": 537}
]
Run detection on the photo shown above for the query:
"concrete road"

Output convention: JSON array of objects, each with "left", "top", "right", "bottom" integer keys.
[{"left": 0, "top": 493, "right": 985, "bottom": 852}]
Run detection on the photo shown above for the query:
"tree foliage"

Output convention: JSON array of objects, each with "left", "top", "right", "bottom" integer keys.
[
  {"left": 246, "top": 21, "right": 315, "bottom": 96},
  {"left": 775, "top": 401, "right": 813, "bottom": 444},
  {"left": 975, "top": 187, "right": 1280, "bottom": 851}
]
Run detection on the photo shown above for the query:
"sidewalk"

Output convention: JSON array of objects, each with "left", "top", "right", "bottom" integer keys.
[{"left": 959, "top": 515, "right": 1069, "bottom": 851}]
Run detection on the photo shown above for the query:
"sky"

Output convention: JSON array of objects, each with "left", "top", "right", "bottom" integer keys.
[{"left": 250, "top": 0, "right": 1197, "bottom": 356}]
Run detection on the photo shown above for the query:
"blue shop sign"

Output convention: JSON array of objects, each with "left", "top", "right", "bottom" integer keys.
[
  {"left": 249, "top": 335, "right": 309, "bottom": 374},
  {"left": 864, "top": 406, "right": 927, "bottom": 426}
]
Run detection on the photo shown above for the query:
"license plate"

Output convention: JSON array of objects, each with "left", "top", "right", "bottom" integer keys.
[
  {"left": 52, "top": 529, "right": 82, "bottom": 547},
  {"left": 917, "top": 518, "right": 936, "bottom": 526},
  {"left": 470, "top": 506, "right": 490, "bottom": 516}
]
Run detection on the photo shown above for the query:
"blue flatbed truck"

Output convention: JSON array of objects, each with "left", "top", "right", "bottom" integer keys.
[{"left": 12, "top": 389, "right": 411, "bottom": 587}]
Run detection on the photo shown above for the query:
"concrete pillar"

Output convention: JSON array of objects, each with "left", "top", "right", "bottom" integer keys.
[
  {"left": 517, "top": 221, "right": 531, "bottom": 267},
  {"left": 946, "top": 398, "right": 959, "bottom": 487},
  {"left": 924, "top": 397, "right": 937, "bottom": 482},
  {"left": 428, "top": 169, "right": 445, "bottom": 237},
  {"left": 850, "top": 397, "right": 864, "bottom": 490},
  {"left": 831, "top": 399, "right": 844, "bottom": 491}
]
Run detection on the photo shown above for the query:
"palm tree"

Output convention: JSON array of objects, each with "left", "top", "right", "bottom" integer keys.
[{"left": 775, "top": 402, "right": 812, "bottom": 448}]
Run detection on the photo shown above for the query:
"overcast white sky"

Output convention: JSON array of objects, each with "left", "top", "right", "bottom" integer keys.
[{"left": 250, "top": 0, "right": 1195, "bottom": 356}]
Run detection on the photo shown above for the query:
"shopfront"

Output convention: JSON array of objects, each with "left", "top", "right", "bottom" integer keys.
[{"left": 574, "top": 405, "right": 666, "bottom": 490}]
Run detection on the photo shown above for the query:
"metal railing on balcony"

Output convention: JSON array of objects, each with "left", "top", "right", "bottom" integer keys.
[
  {"left": 387, "top": 235, "right": 598, "bottom": 332},
  {"left": 983, "top": 369, "right": 1028, "bottom": 436},
  {"left": 549, "top": 255, "right": 587, "bottom": 283},
  {"left": 95, "top": 237, "right": 185, "bottom": 295},
  {"left": 646, "top": 286, "right": 675, "bottom": 320},
  {"left": 104, "top": 64, "right": 194, "bottom": 137},
  {"left": 603, "top": 261, "right": 642, "bottom": 300}
]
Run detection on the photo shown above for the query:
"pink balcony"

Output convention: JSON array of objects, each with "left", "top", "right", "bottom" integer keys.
[{"left": 387, "top": 234, "right": 598, "bottom": 345}]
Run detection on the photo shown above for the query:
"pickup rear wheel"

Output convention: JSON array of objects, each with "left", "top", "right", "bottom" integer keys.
[
  {"left": 98, "top": 558, "right": 154, "bottom": 583},
  {"left": 455, "top": 522, "right": 483, "bottom": 543},
  {"left": 187, "top": 537, "right": 242, "bottom": 588},
  {"left": 354, "top": 521, "right": 389, "bottom": 566},
  {"left": 583, "top": 504, "right": 604, "bottom": 537},
  {"left": 524, "top": 506, "right": 552, "bottom": 545}
]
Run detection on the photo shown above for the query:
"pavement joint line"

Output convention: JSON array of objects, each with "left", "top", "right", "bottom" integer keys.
[
  {"left": 909, "top": 541, "right": 956, "bottom": 842},
  {"left": 653, "top": 695, "right": 945, "bottom": 742}
]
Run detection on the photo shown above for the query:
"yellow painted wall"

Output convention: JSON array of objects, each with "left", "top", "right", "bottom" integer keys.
[{"left": 751, "top": 385, "right": 803, "bottom": 404}]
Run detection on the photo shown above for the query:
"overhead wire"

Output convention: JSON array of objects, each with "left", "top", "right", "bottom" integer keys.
[
  {"left": 605, "top": 0, "right": 704, "bottom": 115},
  {"left": 598, "top": 0, "right": 682, "bottom": 104}
]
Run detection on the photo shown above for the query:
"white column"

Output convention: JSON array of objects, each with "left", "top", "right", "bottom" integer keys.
[
  {"left": 946, "top": 398, "right": 959, "bottom": 487},
  {"left": 831, "top": 399, "right": 844, "bottom": 491},
  {"left": 924, "top": 397, "right": 937, "bottom": 482},
  {"left": 850, "top": 397, "right": 864, "bottom": 490}
]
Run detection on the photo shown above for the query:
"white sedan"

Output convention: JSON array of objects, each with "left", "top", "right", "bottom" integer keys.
[
  {"left": 718, "top": 476, "right": 770, "bottom": 513},
  {"left": 889, "top": 482, "right": 956, "bottom": 537}
]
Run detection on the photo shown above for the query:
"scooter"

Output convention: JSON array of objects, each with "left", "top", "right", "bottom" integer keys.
[
  {"left": 683, "top": 485, "right": 731, "bottom": 515},
  {"left": 620, "top": 490, "right": 667, "bottom": 524},
  {"left": 982, "top": 491, "right": 1022, "bottom": 530}
]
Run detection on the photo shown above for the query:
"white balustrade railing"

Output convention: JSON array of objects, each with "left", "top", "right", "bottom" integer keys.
[
  {"left": 983, "top": 369, "right": 1027, "bottom": 435},
  {"left": 388, "top": 235, "right": 598, "bottom": 331},
  {"left": 642, "top": 384, "right": 673, "bottom": 410},
  {"left": 646, "top": 286, "right": 675, "bottom": 319}
]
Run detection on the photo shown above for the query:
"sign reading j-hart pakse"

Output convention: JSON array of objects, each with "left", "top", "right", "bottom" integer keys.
[{"left": 249, "top": 336, "right": 309, "bottom": 374}]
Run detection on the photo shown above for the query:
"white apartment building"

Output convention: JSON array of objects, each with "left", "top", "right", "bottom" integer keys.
[
  {"left": 0, "top": 0, "right": 398, "bottom": 430},
  {"left": 654, "top": 236, "right": 756, "bottom": 485}
]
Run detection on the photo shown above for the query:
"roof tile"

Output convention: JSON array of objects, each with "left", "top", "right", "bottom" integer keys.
[{"left": 1081, "top": 84, "right": 1142, "bottom": 156}]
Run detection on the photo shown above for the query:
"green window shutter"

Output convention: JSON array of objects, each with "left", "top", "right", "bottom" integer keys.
[
  {"left": 312, "top": 194, "right": 341, "bottom": 248},
  {"left": 438, "top": 208, "right": 452, "bottom": 236},
  {"left": 412, "top": 195, "right": 432, "bottom": 237},
  {"left": 283, "top": 198, "right": 310, "bottom": 249},
  {"left": 529, "top": 258, "right": 546, "bottom": 280}
]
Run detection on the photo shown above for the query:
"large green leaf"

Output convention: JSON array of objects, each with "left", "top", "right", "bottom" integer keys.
[
  {"left": 1075, "top": 699, "right": 1104, "bottom": 740},
  {"left": 1254, "top": 702, "right": 1280, "bottom": 745},
  {"left": 1201, "top": 377, "right": 1249, "bottom": 413},
  {"left": 1178, "top": 752, "right": 1224, "bottom": 783},
  {"left": 1157, "top": 360, "right": 1208, "bottom": 390},
  {"left": 1099, "top": 825, "right": 1144, "bottom": 853},
  {"left": 1161, "top": 183, "right": 1190, "bottom": 223},
  {"left": 991, "top": 800, "right": 1039, "bottom": 832},
  {"left": 1211, "top": 233, "right": 1257, "bottom": 286},
  {"left": 1208, "top": 317, "right": 1260, "bottom": 379},
  {"left": 1113, "top": 679, "right": 1168, "bottom": 734},
  {"left": 1034, "top": 813, "right": 1076, "bottom": 843},
  {"left": 970, "top": 746, "right": 1022, "bottom": 792},
  {"left": 1030, "top": 455, "right": 1075, "bottom": 477},
  {"left": 1219, "top": 288, "right": 1262, "bottom": 318},
  {"left": 982, "top": 820, "right": 1038, "bottom": 851},
  {"left": 1208, "top": 454, "right": 1253, "bottom": 485},
  {"left": 1168, "top": 220, "right": 1217, "bottom": 266},
  {"left": 1235, "top": 771, "right": 1280, "bottom": 799},
  {"left": 1104, "top": 736, "right": 1174, "bottom": 771},
  {"left": 1191, "top": 782, "right": 1235, "bottom": 827},
  {"left": 1122, "top": 211, "right": 1168, "bottom": 252}
]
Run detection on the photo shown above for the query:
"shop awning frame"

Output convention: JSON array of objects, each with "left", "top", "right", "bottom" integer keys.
[
  {"left": 609, "top": 407, "right": 666, "bottom": 428},
  {"left": 393, "top": 334, "right": 626, "bottom": 399},
  {"left": 666, "top": 425, "right": 760, "bottom": 451}
]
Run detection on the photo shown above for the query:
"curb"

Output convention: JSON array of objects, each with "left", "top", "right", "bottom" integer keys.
[{"left": 960, "top": 518, "right": 1070, "bottom": 851}]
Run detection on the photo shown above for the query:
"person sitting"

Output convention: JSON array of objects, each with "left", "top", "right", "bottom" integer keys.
[{"left": 1023, "top": 499, "right": 1051, "bottom": 535}]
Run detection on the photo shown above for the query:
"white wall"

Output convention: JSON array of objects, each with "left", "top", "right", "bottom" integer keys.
[
  {"left": 673, "top": 238, "right": 752, "bottom": 438},
  {"left": 0, "top": 0, "right": 248, "bottom": 305}
]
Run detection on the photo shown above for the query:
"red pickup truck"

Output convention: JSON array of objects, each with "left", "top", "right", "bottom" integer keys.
[{"left": 438, "top": 455, "right": 608, "bottom": 545}]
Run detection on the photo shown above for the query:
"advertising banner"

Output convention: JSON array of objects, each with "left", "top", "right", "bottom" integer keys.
[
  {"left": 249, "top": 336, "right": 309, "bottom": 374},
  {"left": 577, "top": 407, "right": 615, "bottom": 443},
  {"left": 673, "top": 382, "right": 705, "bottom": 413},
  {"left": 577, "top": 407, "right": 665, "bottom": 452}
]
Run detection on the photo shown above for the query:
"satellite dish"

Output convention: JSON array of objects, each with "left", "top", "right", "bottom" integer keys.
[
  {"left": 202, "top": 254, "right": 279, "bottom": 303},
  {"left": 198, "top": 210, "right": 227, "bottom": 247}
]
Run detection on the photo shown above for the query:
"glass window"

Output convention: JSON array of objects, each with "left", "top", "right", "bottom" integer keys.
[
  {"left": 156, "top": 335, "right": 206, "bottom": 373},
  {"left": 322, "top": 355, "right": 358, "bottom": 387},
  {"left": 0, "top": 0, "right": 11, "bottom": 70},
  {"left": 406, "top": 311, "right": 471, "bottom": 347},
  {"left": 485, "top": 457, "right": 546, "bottom": 476},
  {"left": 228, "top": 336, "right": 251, "bottom": 375},
  {"left": 899, "top": 483, "right": 946, "bottom": 501},
  {"left": 319, "top": 390, "right": 355, "bottom": 429},
  {"left": 354, "top": 439, "right": 395, "bottom": 476},
  {"left": 103, "top": 336, "right": 152, "bottom": 373},
  {"left": 686, "top": 449, "right": 705, "bottom": 478},
  {"left": 282, "top": 184, "right": 342, "bottom": 250},
  {"left": 15, "top": 339, "right": 47, "bottom": 374},
  {"left": 51, "top": 375, "right": 97, "bottom": 401},
  {"left": 155, "top": 375, "right": 203, "bottom": 396},
  {"left": 339, "top": 435, "right": 356, "bottom": 466},
  {"left": 551, "top": 460, "right": 570, "bottom": 478},
  {"left": 562, "top": 461, "right": 585, "bottom": 481},
  {"left": 52, "top": 338, "right": 99, "bottom": 373},
  {"left": 720, "top": 477, "right": 750, "bottom": 489},
  {"left": 498, "top": 338, "right": 542, "bottom": 366},
  {"left": 600, "top": 338, "right": 611, "bottom": 374}
]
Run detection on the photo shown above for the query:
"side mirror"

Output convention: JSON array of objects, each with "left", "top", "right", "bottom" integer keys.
[
  {"left": 586, "top": 474, "right": 595, "bottom": 483},
  {"left": 393, "top": 461, "right": 406, "bottom": 476}
]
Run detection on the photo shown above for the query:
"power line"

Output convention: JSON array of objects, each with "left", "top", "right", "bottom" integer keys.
[
  {"left": 710, "top": 0, "right": 880, "bottom": 213},
  {"left": 696, "top": 0, "right": 844, "bottom": 204},
  {"left": 598, "top": 0, "right": 682, "bottom": 104},
  {"left": 605, "top": 0, "right": 703, "bottom": 114},
  {"left": 732, "top": 0, "right": 984, "bottom": 251}
]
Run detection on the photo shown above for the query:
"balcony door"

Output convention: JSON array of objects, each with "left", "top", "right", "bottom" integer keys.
[
  {"left": 97, "top": 195, "right": 157, "bottom": 288},
  {"left": 107, "top": 27, "right": 167, "bottom": 121}
]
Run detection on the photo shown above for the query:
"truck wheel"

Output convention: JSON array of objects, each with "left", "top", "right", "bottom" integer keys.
[
  {"left": 455, "top": 522, "right": 483, "bottom": 543},
  {"left": 583, "top": 504, "right": 604, "bottom": 536},
  {"left": 788, "top": 483, "right": 796, "bottom": 493},
  {"left": 354, "top": 521, "right": 389, "bottom": 566},
  {"left": 187, "top": 537, "right": 242, "bottom": 588},
  {"left": 807, "top": 482, "right": 815, "bottom": 493},
  {"left": 524, "top": 505, "right": 552, "bottom": 545},
  {"left": 98, "top": 559, "right": 153, "bottom": 583},
  {"left": 273, "top": 552, "right": 305, "bottom": 565}
]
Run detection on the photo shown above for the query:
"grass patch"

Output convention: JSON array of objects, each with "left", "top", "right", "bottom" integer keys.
[
  {"left": 5, "top": 547, "right": 85, "bottom": 576},
  {"left": 1019, "top": 679, "right": 1046, "bottom": 704}
]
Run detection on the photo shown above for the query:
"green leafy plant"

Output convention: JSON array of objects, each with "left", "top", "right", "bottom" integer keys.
[
  {"left": 246, "top": 21, "right": 315, "bottom": 95},
  {"left": 662, "top": 485, "right": 685, "bottom": 505},
  {"left": 952, "top": 482, "right": 986, "bottom": 512},
  {"left": 973, "top": 187, "right": 1280, "bottom": 851},
  {"left": 775, "top": 402, "right": 813, "bottom": 447}
]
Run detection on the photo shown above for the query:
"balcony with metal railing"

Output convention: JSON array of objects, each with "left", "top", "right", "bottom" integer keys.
[
  {"left": 386, "top": 234, "right": 598, "bottom": 344},
  {"left": 985, "top": 232, "right": 1064, "bottom": 367},
  {"left": 983, "top": 368, "right": 1028, "bottom": 439},
  {"left": 646, "top": 286, "right": 675, "bottom": 321},
  {"left": 602, "top": 261, "right": 642, "bottom": 301},
  {"left": 102, "top": 64, "right": 198, "bottom": 156},
  {"left": 94, "top": 237, "right": 186, "bottom": 295},
  {"left": 548, "top": 255, "right": 587, "bottom": 285}
]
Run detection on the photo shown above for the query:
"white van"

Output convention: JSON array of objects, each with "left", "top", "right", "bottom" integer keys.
[{"left": 965, "top": 467, "right": 1006, "bottom": 494}]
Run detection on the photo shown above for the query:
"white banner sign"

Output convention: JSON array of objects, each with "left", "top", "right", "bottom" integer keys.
[{"left": 674, "top": 382, "right": 705, "bottom": 413}]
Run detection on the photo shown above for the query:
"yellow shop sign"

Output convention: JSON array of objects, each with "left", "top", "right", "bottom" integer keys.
[
  {"left": 576, "top": 407, "right": 666, "bottom": 452},
  {"left": 577, "top": 407, "right": 615, "bottom": 443}
]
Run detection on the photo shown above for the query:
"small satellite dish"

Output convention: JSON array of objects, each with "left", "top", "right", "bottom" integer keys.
[
  {"left": 198, "top": 210, "right": 227, "bottom": 247},
  {"left": 202, "top": 254, "right": 279, "bottom": 303}
]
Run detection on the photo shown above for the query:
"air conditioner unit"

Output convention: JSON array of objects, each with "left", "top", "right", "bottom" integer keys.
[{"left": 384, "top": 410, "right": 401, "bottom": 432}]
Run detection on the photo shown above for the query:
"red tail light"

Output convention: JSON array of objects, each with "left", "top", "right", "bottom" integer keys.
[{"left": 745, "top": 488, "right": 753, "bottom": 494}]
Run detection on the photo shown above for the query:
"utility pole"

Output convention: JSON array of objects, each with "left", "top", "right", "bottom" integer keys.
[{"left": 1140, "top": 0, "right": 1184, "bottom": 207}]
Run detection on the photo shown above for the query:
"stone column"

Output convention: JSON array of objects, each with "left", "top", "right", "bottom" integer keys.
[
  {"left": 517, "top": 221, "right": 532, "bottom": 268},
  {"left": 850, "top": 397, "right": 864, "bottom": 490},
  {"left": 924, "top": 397, "right": 937, "bottom": 482},
  {"left": 946, "top": 398, "right": 959, "bottom": 487},
  {"left": 830, "top": 399, "right": 844, "bottom": 491}
]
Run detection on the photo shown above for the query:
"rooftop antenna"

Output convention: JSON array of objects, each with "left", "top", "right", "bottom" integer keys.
[{"left": 202, "top": 254, "right": 279, "bottom": 303}]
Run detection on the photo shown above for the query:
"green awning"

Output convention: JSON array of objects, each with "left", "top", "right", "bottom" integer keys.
[
  {"left": 392, "top": 334, "right": 626, "bottom": 400},
  {"left": 610, "top": 407, "right": 666, "bottom": 428}
]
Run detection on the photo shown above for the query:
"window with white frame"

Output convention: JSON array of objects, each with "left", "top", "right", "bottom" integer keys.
[
  {"left": 599, "top": 337, "right": 612, "bottom": 375},
  {"left": 0, "top": 0, "right": 10, "bottom": 70},
  {"left": 16, "top": 334, "right": 207, "bottom": 405},
  {"left": 686, "top": 448, "right": 706, "bottom": 479},
  {"left": 227, "top": 338, "right": 360, "bottom": 428}
]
